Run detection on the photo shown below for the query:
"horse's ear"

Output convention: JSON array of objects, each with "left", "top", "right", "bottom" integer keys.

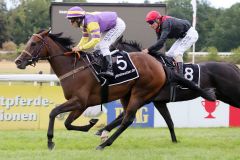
[
  {"left": 47, "top": 28, "right": 51, "bottom": 34},
  {"left": 42, "top": 28, "right": 51, "bottom": 36}
]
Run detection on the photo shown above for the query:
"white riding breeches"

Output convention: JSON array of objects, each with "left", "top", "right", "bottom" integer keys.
[
  {"left": 94, "top": 18, "right": 126, "bottom": 56},
  {"left": 166, "top": 27, "right": 199, "bottom": 58}
]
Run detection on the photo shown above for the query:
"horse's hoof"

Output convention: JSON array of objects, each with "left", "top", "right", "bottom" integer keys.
[
  {"left": 48, "top": 141, "right": 55, "bottom": 150},
  {"left": 96, "top": 145, "right": 104, "bottom": 150},
  {"left": 89, "top": 119, "right": 99, "bottom": 125},
  {"left": 101, "top": 136, "right": 108, "bottom": 143},
  {"left": 95, "top": 130, "right": 102, "bottom": 136},
  {"left": 172, "top": 138, "right": 178, "bottom": 143},
  {"left": 99, "top": 130, "right": 109, "bottom": 143}
]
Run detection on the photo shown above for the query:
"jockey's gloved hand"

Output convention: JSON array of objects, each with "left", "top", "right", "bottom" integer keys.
[
  {"left": 72, "top": 46, "right": 82, "bottom": 52},
  {"left": 142, "top": 48, "right": 149, "bottom": 54}
]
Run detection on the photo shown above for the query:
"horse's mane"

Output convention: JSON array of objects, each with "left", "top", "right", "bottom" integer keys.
[
  {"left": 116, "top": 36, "right": 142, "bottom": 51},
  {"left": 37, "top": 30, "right": 75, "bottom": 51},
  {"left": 119, "top": 39, "right": 143, "bottom": 51},
  {"left": 118, "top": 38, "right": 160, "bottom": 56},
  {"left": 49, "top": 33, "right": 74, "bottom": 51}
]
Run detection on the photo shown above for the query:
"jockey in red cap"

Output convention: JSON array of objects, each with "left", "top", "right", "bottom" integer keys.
[{"left": 143, "top": 10, "right": 199, "bottom": 77}]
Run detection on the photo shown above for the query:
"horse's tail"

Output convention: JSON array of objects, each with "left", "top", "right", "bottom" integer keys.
[{"left": 165, "top": 67, "right": 216, "bottom": 101}]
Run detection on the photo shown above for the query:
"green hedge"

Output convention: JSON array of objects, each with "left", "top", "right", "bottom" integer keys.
[
  {"left": 1, "top": 51, "right": 240, "bottom": 64},
  {"left": 0, "top": 52, "right": 20, "bottom": 61}
]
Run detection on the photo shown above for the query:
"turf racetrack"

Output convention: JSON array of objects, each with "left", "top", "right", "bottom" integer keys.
[{"left": 0, "top": 128, "right": 239, "bottom": 160}]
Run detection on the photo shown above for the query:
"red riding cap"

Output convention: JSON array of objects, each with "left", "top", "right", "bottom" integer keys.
[{"left": 145, "top": 10, "right": 161, "bottom": 22}]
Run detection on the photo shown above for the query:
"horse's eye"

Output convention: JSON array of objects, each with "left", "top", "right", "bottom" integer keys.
[{"left": 31, "top": 42, "right": 36, "bottom": 46}]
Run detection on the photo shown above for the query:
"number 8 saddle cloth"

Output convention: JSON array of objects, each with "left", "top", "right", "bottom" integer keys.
[{"left": 156, "top": 54, "right": 200, "bottom": 86}]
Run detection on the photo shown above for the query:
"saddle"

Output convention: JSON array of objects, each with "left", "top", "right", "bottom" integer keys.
[
  {"left": 85, "top": 50, "right": 139, "bottom": 86},
  {"left": 151, "top": 52, "right": 199, "bottom": 83},
  {"left": 151, "top": 52, "right": 200, "bottom": 102},
  {"left": 150, "top": 52, "right": 176, "bottom": 69}
]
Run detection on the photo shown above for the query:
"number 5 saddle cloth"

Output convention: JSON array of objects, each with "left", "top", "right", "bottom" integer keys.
[{"left": 86, "top": 50, "right": 139, "bottom": 86}]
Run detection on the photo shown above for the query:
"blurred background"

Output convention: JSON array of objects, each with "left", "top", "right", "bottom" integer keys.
[{"left": 1, "top": 0, "right": 240, "bottom": 66}]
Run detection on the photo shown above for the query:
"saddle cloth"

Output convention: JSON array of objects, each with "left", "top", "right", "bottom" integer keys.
[
  {"left": 155, "top": 55, "right": 200, "bottom": 86},
  {"left": 183, "top": 63, "right": 200, "bottom": 86},
  {"left": 87, "top": 50, "right": 139, "bottom": 86}
]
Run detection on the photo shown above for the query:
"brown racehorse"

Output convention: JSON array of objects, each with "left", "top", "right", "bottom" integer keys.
[{"left": 15, "top": 29, "right": 215, "bottom": 150}]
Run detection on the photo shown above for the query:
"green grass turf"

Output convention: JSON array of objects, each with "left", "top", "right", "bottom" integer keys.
[{"left": 0, "top": 128, "right": 239, "bottom": 160}]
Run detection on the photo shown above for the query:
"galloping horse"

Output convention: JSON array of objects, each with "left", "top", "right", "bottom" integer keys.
[
  {"left": 96, "top": 38, "right": 240, "bottom": 143},
  {"left": 15, "top": 30, "right": 215, "bottom": 150}
]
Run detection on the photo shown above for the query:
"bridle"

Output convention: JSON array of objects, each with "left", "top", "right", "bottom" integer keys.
[
  {"left": 20, "top": 32, "right": 92, "bottom": 81},
  {"left": 22, "top": 33, "right": 65, "bottom": 66}
]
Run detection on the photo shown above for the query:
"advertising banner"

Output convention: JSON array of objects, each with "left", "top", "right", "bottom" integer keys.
[
  {"left": 106, "top": 101, "right": 154, "bottom": 127},
  {"left": 154, "top": 98, "right": 240, "bottom": 128},
  {"left": 0, "top": 85, "right": 239, "bottom": 129},
  {"left": 0, "top": 85, "right": 106, "bottom": 129}
]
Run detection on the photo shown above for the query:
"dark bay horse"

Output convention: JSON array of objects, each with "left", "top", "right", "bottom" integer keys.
[
  {"left": 96, "top": 38, "right": 240, "bottom": 142},
  {"left": 14, "top": 30, "right": 215, "bottom": 150}
]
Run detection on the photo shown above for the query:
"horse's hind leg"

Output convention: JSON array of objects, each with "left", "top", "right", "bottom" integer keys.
[
  {"left": 95, "top": 112, "right": 123, "bottom": 136},
  {"left": 153, "top": 101, "right": 177, "bottom": 143},
  {"left": 96, "top": 97, "right": 140, "bottom": 150},
  {"left": 97, "top": 96, "right": 130, "bottom": 141},
  {"left": 64, "top": 110, "right": 99, "bottom": 132},
  {"left": 95, "top": 95, "right": 129, "bottom": 136}
]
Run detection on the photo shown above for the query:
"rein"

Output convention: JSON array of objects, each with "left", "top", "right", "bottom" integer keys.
[
  {"left": 58, "top": 51, "right": 93, "bottom": 81},
  {"left": 23, "top": 33, "right": 92, "bottom": 81},
  {"left": 25, "top": 34, "right": 76, "bottom": 62},
  {"left": 58, "top": 65, "right": 89, "bottom": 81}
]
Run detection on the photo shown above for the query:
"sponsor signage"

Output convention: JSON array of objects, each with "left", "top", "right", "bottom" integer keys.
[
  {"left": 0, "top": 85, "right": 106, "bottom": 129},
  {"left": 106, "top": 101, "right": 154, "bottom": 127},
  {"left": 0, "top": 85, "right": 239, "bottom": 129},
  {"left": 154, "top": 98, "right": 240, "bottom": 128}
]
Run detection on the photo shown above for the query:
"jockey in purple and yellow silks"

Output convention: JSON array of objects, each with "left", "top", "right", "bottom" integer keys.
[{"left": 66, "top": 6, "right": 126, "bottom": 77}]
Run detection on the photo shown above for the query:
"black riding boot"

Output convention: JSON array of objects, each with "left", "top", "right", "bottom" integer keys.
[
  {"left": 99, "top": 55, "right": 114, "bottom": 77},
  {"left": 177, "top": 62, "right": 184, "bottom": 77}
]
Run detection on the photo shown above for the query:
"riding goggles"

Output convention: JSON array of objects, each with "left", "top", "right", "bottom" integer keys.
[
  {"left": 69, "top": 18, "right": 77, "bottom": 23},
  {"left": 147, "top": 20, "right": 156, "bottom": 25}
]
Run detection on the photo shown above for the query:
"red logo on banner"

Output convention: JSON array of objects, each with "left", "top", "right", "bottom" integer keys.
[{"left": 201, "top": 100, "right": 219, "bottom": 118}]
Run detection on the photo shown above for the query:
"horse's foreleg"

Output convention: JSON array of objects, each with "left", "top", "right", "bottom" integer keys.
[
  {"left": 153, "top": 101, "right": 177, "bottom": 143},
  {"left": 65, "top": 110, "right": 98, "bottom": 132},
  {"left": 47, "top": 97, "right": 84, "bottom": 150}
]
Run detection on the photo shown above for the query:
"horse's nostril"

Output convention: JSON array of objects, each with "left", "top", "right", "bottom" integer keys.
[{"left": 15, "top": 59, "right": 22, "bottom": 65}]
